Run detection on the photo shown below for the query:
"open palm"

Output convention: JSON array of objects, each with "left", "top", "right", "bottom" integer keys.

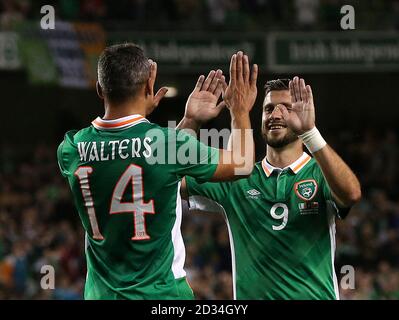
[
  {"left": 278, "top": 76, "right": 315, "bottom": 135},
  {"left": 185, "top": 70, "right": 226, "bottom": 124}
]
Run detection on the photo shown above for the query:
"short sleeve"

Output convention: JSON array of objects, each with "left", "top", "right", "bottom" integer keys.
[
  {"left": 57, "top": 130, "right": 78, "bottom": 178},
  {"left": 172, "top": 129, "right": 219, "bottom": 183},
  {"left": 57, "top": 140, "right": 68, "bottom": 177},
  {"left": 186, "top": 175, "right": 231, "bottom": 206}
]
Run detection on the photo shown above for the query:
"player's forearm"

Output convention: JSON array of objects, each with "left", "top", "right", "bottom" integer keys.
[
  {"left": 227, "top": 135, "right": 233, "bottom": 151},
  {"left": 229, "top": 112, "right": 255, "bottom": 175},
  {"left": 211, "top": 114, "right": 254, "bottom": 181},
  {"left": 226, "top": 113, "right": 249, "bottom": 151},
  {"left": 312, "top": 144, "right": 361, "bottom": 207}
]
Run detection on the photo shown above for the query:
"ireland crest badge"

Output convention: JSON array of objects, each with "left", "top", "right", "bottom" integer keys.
[{"left": 294, "top": 179, "right": 318, "bottom": 201}]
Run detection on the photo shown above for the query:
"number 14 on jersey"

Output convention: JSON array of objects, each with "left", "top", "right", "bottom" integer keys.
[{"left": 74, "top": 164, "right": 155, "bottom": 240}]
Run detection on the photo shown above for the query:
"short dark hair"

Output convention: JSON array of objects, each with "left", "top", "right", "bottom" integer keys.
[
  {"left": 264, "top": 79, "right": 291, "bottom": 95},
  {"left": 97, "top": 43, "right": 151, "bottom": 104}
]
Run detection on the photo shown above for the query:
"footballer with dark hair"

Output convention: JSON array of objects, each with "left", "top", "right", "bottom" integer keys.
[
  {"left": 57, "top": 44, "right": 258, "bottom": 299},
  {"left": 182, "top": 76, "right": 361, "bottom": 299}
]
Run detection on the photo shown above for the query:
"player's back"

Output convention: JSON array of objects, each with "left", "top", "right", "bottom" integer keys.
[{"left": 57, "top": 115, "right": 219, "bottom": 299}]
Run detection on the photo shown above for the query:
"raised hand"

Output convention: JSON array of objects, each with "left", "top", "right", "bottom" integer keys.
[
  {"left": 184, "top": 69, "right": 227, "bottom": 124},
  {"left": 224, "top": 51, "right": 258, "bottom": 116},
  {"left": 148, "top": 59, "right": 168, "bottom": 111},
  {"left": 276, "top": 76, "right": 316, "bottom": 135}
]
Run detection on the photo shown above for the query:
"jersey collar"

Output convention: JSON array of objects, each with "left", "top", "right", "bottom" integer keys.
[
  {"left": 261, "top": 152, "right": 312, "bottom": 177},
  {"left": 92, "top": 114, "right": 149, "bottom": 131}
]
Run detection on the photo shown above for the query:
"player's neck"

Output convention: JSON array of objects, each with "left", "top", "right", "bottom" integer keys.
[
  {"left": 103, "top": 98, "right": 147, "bottom": 120},
  {"left": 265, "top": 141, "right": 304, "bottom": 169}
]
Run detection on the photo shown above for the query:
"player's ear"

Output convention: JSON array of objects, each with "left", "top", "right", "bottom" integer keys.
[
  {"left": 96, "top": 82, "right": 104, "bottom": 100},
  {"left": 146, "top": 60, "right": 156, "bottom": 97}
]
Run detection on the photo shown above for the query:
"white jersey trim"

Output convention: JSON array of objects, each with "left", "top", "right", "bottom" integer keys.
[
  {"left": 92, "top": 114, "right": 149, "bottom": 131},
  {"left": 327, "top": 200, "right": 340, "bottom": 300},
  {"left": 188, "top": 195, "right": 237, "bottom": 300},
  {"left": 262, "top": 152, "right": 312, "bottom": 177},
  {"left": 171, "top": 182, "right": 187, "bottom": 279}
]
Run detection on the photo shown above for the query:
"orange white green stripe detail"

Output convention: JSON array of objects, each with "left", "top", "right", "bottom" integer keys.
[
  {"left": 92, "top": 114, "right": 148, "bottom": 131},
  {"left": 262, "top": 152, "right": 312, "bottom": 177}
]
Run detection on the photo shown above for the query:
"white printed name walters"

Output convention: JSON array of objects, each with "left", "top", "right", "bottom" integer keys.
[{"left": 78, "top": 138, "right": 152, "bottom": 162}]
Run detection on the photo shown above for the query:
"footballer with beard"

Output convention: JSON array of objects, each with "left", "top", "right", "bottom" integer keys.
[{"left": 181, "top": 77, "right": 361, "bottom": 299}]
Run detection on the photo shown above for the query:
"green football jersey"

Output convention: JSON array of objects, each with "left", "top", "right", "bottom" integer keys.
[
  {"left": 186, "top": 152, "right": 345, "bottom": 300},
  {"left": 57, "top": 114, "right": 219, "bottom": 300}
]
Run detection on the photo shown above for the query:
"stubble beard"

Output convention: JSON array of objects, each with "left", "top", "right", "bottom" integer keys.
[{"left": 262, "top": 127, "right": 299, "bottom": 149}]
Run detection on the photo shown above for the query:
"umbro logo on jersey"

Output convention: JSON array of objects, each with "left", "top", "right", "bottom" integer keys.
[
  {"left": 247, "top": 189, "right": 261, "bottom": 196},
  {"left": 246, "top": 189, "right": 261, "bottom": 199}
]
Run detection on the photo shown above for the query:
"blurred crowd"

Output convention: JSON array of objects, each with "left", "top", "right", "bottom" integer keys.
[
  {"left": 0, "top": 145, "right": 85, "bottom": 299},
  {"left": 332, "top": 129, "right": 399, "bottom": 300},
  {"left": 1, "top": 0, "right": 399, "bottom": 31},
  {"left": 0, "top": 128, "right": 398, "bottom": 299}
]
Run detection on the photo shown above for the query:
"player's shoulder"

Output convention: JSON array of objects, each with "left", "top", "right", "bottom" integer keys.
[
  {"left": 305, "top": 156, "right": 318, "bottom": 168},
  {"left": 222, "top": 161, "right": 262, "bottom": 187},
  {"left": 58, "top": 124, "right": 101, "bottom": 156},
  {"left": 145, "top": 124, "right": 197, "bottom": 143},
  {"left": 255, "top": 161, "right": 264, "bottom": 171},
  {"left": 57, "top": 128, "right": 84, "bottom": 176},
  {"left": 59, "top": 129, "right": 79, "bottom": 149},
  {"left": 253, "top": 161, "right": 268, "bottom": 177},
  {"left": 59, "top": 126, "right": 92, "bottom": 148},
  {"left": 135, "top": 122, "right": 174, "bottom": 135},
  {"left": 298, "top": 155, "right": 324, "bottom": 178},
  {"left": 306, "top": 156, "right": 320, "bottom": 170}
]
